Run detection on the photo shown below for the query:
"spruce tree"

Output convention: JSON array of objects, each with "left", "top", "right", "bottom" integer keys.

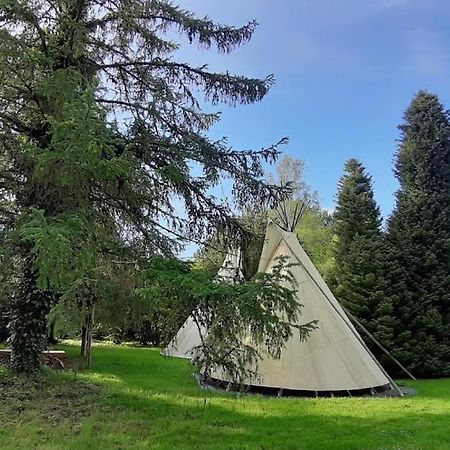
[
  {"left": 334, "top": 160, "right": 381, "bottom": 255},
  {"left": 333, "top": 160, "right": 389, "bottom": 338},
  {"left": 388, "top": 91, "right": 450, "bottom": 377},
  {"left": 0, "top": 1, "right": 287, "bottom": 373}
]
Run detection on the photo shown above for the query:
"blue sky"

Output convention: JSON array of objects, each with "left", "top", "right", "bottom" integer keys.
[{"left": 175, "top": 0, "right": 450, "bottom": 221}]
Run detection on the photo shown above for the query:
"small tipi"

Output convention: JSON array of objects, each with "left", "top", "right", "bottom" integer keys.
[
  {"left": 206, "top": 204, "right": 399, "bottom": 395},
  {"left": 163, "top": 249, "right": 244, "bottom": 359}
]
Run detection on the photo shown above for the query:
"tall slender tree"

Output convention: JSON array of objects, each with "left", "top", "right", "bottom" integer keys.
[
  {"left": 334, "top": 160, "right": 381, "bottom": 254},
  {"left": 388, "top": 91, "right": 450, "bottom": 377},
  {"left": 0, "top": 1, "right": 287, "bottom": 373},
  {"left": 332, "top": 160, "right": 388, "bottom": 337}
]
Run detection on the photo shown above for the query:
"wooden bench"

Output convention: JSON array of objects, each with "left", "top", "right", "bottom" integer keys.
[{"left": 0, "top": 349, "right": 68, "bottom": 369}]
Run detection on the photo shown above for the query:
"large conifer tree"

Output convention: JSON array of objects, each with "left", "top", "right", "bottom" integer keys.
[
  {"left": 333, "top": 160, "right": 388, "bottom": 336},
  {"left": 388, "top": 91, "right": 450, "bottom": 377},
  {"left": 0, "top": 1, "right": 287, "bottom": 373}
]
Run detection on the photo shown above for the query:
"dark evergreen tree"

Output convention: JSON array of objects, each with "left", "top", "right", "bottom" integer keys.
[
  {"left": 0, "top": 1, "right": 288, "bottom": 373},
  {"left": 387, "top": 91, "right": 450, "bottom": 377},
  {"left": 332, "top": 160, "right": 391, "bottom": 342},
  {"left": 334, "top": 160, "right": 381, "bottom": 256}
]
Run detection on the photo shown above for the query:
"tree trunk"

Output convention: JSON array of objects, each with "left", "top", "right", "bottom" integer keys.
[
  {"left": 9, "top": 254, "right": 53, "bottom": 374},
  {"left": 48, "top": 318, "right": 58, "bottom": 345},
  {"left": 82, "top": 301, "right": 95, "bottom": 368},
  {"left": 80, "top": 325, "right": 87, "bottom": 357}
]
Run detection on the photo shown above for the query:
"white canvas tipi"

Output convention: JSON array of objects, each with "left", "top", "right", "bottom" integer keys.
[
  {"left": 207, "top": 218, "right": 397, "bottom": 395},
  {"left": 162, "top": 249, "right": 244, "bottom": 359}
]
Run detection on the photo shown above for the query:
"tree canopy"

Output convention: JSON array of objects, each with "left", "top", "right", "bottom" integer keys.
[
  {"left": 333, "top": 159, "right": 383, "bottom": 316},
  {"left": 0, "top": 0, "right": 287, "bottom": 373},
  {"left": 387, "top": 91, "right": 450, "bottom": 377}
]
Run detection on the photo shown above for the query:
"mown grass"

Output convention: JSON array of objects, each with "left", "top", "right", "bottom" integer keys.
[{"left": 1, "top": 344, "right": 449, "bottom": 449}]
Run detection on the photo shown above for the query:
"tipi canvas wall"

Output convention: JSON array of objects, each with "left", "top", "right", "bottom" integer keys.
[{"left": 207, "top": 221, "right": 392, "bottom": 393}]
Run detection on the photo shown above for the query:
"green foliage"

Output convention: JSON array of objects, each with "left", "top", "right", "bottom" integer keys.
[
  {"left": 2, "top": 70, "right": 125, "bottom": 372},
  {"left": 0, "top": 1, "right": 288, "bottom": 372},
  {"left": 296, "top": 207, "right": 335, "bottom": 280},
  {"left": 196, "top": 154, "right": 327, "bottom": 282},
  {"left": 0, "top": 295, "right": 9, "bottom": 343},
  {"left": 8, "top": 254, "right": 55, "bottom": 373},
  {"left": 334, "top": 159, "right": 381, "bottom": 253},
  {"left": 18, "top": 210, "right": 98, "bottom": 290},
  {"left": 139, "top": 257, "right": 316, "bottom": 383},
  {"left": 387, "top": 91, "right": 450, "bottom": 377},
  {"left": 195, "top": 203, "right": 335, "bottom": 288},
  {"left": 48, "top": 255, "right": 155, "bottom": 344},
  {"left": 0, "top": 235, "right": 10, "bottom": 342},
  {"left": 239, "top": 210, "right": 269, "bottom": 280},
  {"left": 269, "top": 155, "right": 335, "bottom": 277},
  {"left": 194, "top": 209, "right": 268, "bottom": 280}
]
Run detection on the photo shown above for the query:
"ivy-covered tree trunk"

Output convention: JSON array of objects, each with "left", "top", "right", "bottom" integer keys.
[{"left": 9, "top": 255, "right": 53, "bottom": 374}]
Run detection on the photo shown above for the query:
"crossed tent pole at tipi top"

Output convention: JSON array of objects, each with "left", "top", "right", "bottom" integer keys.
[
  {"left": 164, "top": 201, "right": 414, "bottom": 396},
  {"left": 273, "top": 199, "right": 310, "bottom": 232}
]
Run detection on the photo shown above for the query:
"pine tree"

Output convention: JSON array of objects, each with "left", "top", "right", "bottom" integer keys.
[
  {"left": 387, "top": 91, "right": 450, "bottom": 377},
  {"left": 333, "top": 160, "right": 389, "bottom": 337},
  {"left": 334, "top": 160, "right": 381, "bottom": 254},
  {"left": 0, "top": 1, "right": 287, "bottom": 373}
]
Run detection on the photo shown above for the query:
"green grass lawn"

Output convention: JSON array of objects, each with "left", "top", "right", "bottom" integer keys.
[{"left": 1, "top": 344, "right": 449, "bottom": 450}]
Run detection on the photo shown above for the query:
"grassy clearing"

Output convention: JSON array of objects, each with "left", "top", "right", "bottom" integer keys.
[{"left": 0, "top": 344, "right": 449, "bottom": 450}]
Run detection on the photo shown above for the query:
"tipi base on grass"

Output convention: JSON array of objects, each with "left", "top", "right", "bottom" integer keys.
[{"left": 199, "top": 374, "right": 412, "bottom": 398}]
